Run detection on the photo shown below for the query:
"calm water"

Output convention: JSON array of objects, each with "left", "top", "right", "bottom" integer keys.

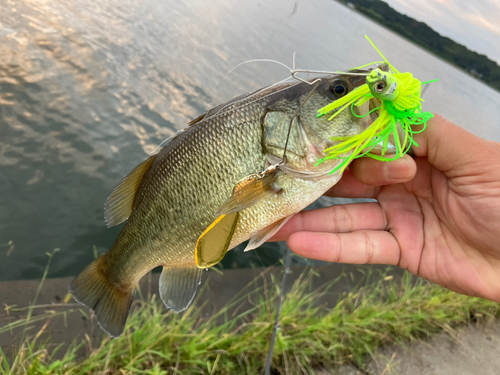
[{"left": 1, "top": 0, "right": 499, "bottom": 281}]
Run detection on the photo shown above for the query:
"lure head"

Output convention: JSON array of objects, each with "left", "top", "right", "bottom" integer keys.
[
  {"left": 314, "top": 36, "right": 436, "bottom": 174},
  {"left": 367, "top": 69, "right": 398, "bottom": 101}
]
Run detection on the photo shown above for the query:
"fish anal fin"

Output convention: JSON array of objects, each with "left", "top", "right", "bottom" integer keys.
[
  {"left": 105, "top": 154, "right": 157, "bottom": 227},
  {"left": 244, "top": 215, "right": 293, "bottom": 252},
  {"left": 215, "top": 166, "right": 281, "bottom": 216},
  {"left": 195, "top": 212, "right": 239, "bottom": 268},
  {"left": 159, "top": 265, "right": 203, "bottom": 312},
  {"left": 69, "top": 256, "right": 133, "bottom": 338}
]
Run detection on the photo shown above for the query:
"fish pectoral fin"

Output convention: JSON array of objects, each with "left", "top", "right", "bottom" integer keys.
[
  {"left": 215, "top": 166, "right": 282, "bottom": 216},
  {"left": 244, "top": 215, "right": 293, "bottom": 252},
  {"left": 159, "top": 265, "right": 203, "bottom": 312},
  {"left": 195, "top": 212, "right": 239, "bottom": 268},
  {"left": 105, "top": 154, "right": 157, "bottom": 227}
]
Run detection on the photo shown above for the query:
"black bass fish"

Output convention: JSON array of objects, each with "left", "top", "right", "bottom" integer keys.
[{"left": 70, "top": 70, "right": 380, "bottom": 337}]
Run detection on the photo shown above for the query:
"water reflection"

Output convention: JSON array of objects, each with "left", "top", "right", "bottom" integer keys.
[{"left": 0, "top": 0, "right": 499, "bottom": 281}]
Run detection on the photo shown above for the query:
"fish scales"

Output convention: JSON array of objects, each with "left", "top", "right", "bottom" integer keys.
[
  {"left": 69, "top": 72, "right": 375, "bottom": 337},
  {"left": 117, "top": 105, "right": 266, "bottom": 278}
]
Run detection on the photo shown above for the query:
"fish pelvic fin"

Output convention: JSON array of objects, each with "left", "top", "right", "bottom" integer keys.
[
  {"left": 244, "top": 215, "right": 293, "bottom": 252},
  {"left": 69, "top": 256, "right": 133, "bottom": 338},
  {"left": 105, "top": 154, "right": 157, "bottom": 227},
  {"left": 159, "top": 265, "right": 202, "bottom": 313}
]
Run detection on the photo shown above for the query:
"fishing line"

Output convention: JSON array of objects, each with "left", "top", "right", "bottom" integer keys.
[
  {"left": 149, "top": 77, "right": 301, "bottom": 155},
  {"left": 205, "top": 77, "right": 300, "bottom": 121},
  {"left": 281, "top": 79, "right": 321, "bottom": 164},
  {"left": 211, "top": 58, "right": 294, "bottom": 105},
  {"left": 313, "top": 36, "right": 438, "bottom": 174},
  {"left": 149, "top": 76, "right": 297, "bottom": 155},
  {"left": 206, "top": 53, "right": 360, "bottom": 121},
  {"left": 150, "top": 55, "right": 370, "bottom": 153},
  {"left": 208, "top": 58, "right": 296, "bottom": 111},
  {"left": 421, "top": 82, "right": 432, "bottom": 97},
  {"left": 150, "top": 129, "right": 184, "bottom": 155},
  {"left": 264, "top": 246, "right": 291, "bottom": 375},
  {"left": 200, "top": 63, "right": 371, "bottom": 124},
  {"left": 262, "top": 78, "right": 322, "bottom": 373}
]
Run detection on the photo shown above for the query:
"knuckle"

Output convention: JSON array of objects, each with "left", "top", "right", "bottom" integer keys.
[
  {"left": 331, "top": 205, "right": 353, "bottom": 232},
  {"left": 330, "top": 207, "right": 340, "bottom": 231},
  {"left": 363, "top": 231, "right": 376, "bottom": 263},
  {"left": 329, "top": 234, "right": 342, "bottom": 263}
]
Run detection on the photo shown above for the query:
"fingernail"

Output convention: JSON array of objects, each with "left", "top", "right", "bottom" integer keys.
[{"left": 384, "top": 158, "right": 412, "bottom": 180}]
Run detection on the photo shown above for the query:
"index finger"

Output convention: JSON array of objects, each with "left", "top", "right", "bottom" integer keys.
[
  {"left": 270, "top": 202, "right": 387, "bottom": 242},
  {"left": 324, "top": 168, "right": 379, "bottom": 199}
]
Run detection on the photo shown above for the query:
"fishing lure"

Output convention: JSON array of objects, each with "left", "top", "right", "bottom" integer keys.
[{"left": 316, "top": 36, "right": 437, "bottom": 174}]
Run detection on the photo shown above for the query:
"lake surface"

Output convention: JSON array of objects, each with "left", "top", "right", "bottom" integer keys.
[{"left": 1, "top": 0, "right": 499, "bottom": 281}]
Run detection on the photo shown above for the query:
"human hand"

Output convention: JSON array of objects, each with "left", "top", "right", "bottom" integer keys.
[{"left": 271, "top": 115, "right": 500, "bottom": 301}]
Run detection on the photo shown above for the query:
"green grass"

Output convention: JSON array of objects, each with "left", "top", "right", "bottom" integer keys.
[{"left": 1, "top": 261, "right": 500, "bottom": 375}]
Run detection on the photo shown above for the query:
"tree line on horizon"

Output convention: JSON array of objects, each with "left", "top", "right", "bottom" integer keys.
[{"left": 338, "top": 0, "right": 500, "bottom": 91}]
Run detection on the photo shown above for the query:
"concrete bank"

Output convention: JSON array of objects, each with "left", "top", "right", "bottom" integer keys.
[
  {"left": 0, "top": 264, "right": 395, "bottom": 351},
  {"left": 318, "top": 321, "right": 500, "bottom": 375},
  {"left": 1, "top": 264, "right": 499, "bottom": 374}
]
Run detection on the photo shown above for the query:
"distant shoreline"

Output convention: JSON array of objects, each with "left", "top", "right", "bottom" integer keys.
[{"left": 337, "top": 0, "right": 500, "bottom": 92}]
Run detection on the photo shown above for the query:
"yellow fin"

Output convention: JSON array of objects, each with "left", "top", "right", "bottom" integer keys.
[
  {"left": 215, "top": 166, "right": 281, "bottom": 216},
  {"left": 195, "top": 212, "right": 239, "bottom": 268},
  {"left": 104, "top": 154, "right": 157, "bottom": 227}
]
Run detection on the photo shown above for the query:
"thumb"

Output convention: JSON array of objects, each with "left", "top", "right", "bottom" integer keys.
[{"left": 412, "top": 114, "right": 500, "bottom": 174}]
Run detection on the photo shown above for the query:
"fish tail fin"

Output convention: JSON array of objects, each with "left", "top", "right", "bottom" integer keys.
[{"left": 69, "top": 256, "right": 133, "bottom": 337}]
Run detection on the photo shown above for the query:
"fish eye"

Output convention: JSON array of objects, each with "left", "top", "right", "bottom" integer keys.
[
  {"left": 375, "top": 82, "right": 385, "bottom": 92},
  {"left": 330, "top": 81, "right": 348, "bottom": 97}
]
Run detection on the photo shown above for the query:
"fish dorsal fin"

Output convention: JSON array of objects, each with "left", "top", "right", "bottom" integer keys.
[
  {"left": 187, "top": 87, "right": 266, "bottom": 127},
  {"left": 244, "top": 215, "right": 293, "bottom": 252},
  {"left": 188, "top": 113, "right": 206, "bottom": 126},
  {"left": 104, "top": 154, "right": 157, "bottom": 227},
  {"left": 215, "top": 166, "right": 282, "bottom": 216},
  {"left": 188, "top": 103, "right": 223, "bottom": 126},
  {"left": 159, "top": 265, "right": 202, "bottom": 312},
  {"left": 195, "top": 212, "right": 239, "bottom": 268}
]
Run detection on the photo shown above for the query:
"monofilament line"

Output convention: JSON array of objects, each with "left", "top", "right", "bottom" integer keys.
[
  {"left": 264, "top": 247, "right": 292, "bottom": 375},
  {"left": 281, "top": 80, "right": 320, "bottom": 164}
]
